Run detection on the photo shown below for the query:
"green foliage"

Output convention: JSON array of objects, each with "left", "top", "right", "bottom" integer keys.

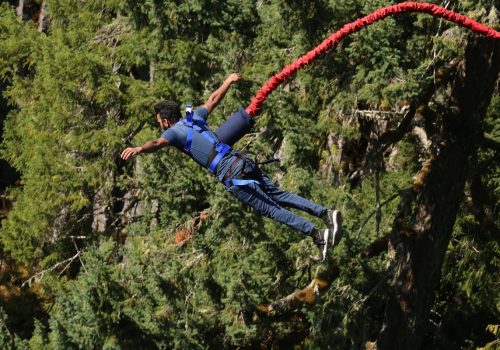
[
  {"left": 0, "top": 307, "right": 29, "bottom": 350},
  {"left": 0, "top": 0, "right": 497, "bottom": 348}
]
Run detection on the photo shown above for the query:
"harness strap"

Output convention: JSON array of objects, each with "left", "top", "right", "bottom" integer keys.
[
  {"left": 209, "top": 143, "right": 231, "bottom": 173},
  {"left": 257, "top": 157, "right": 281, "bottom": 165},
  {"left": 182, "top": 104, "right": 265, "bottom": 184},
  {"left": 220, "top": 156, "right": 262, "bottom": 189},
  {"left": 223, "top": 178, "right": 260, "bottom": 188},
  {"left": 184, "top": 126, "right": 194, "bottom": 152},
  {"left": 185, "top": 104, "right": 193, "bottom": 122},
  {"left": 182, "top": 104, "right": 232, "bottom": 174}
]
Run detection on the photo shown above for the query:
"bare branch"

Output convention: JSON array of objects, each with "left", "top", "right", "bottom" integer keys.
[
  {"left": 257, "top": 263, "right": 340, "bottom": 317},
  {"left": 22, "top": 251, "right": 82, "bottom": 287},
  {"left": 374, "top": 104, "right": 417, "bottom": 153},
  {"left": 357, "top": 191, "right": 402, "bottom": 238},
  {"left": 256, "top": 278, "right": 329, "bottom": 316},
  {"left": 173, "top": 209, "right": 212, "bottom": 247},
  {"left": 90, "top": 18, "right": 131, "bottom": 47},
  {"left": 180, "top": 253, "right": 205, "bottom": 273},
  {"left": 122, "top": 121, "right": 146, "bottom": 145},
  {"left": 354, "top": 110, "right": 401, "bottom": 119},
  {"left": 73, "top": 239, "right": 87, "bottom": 273}
]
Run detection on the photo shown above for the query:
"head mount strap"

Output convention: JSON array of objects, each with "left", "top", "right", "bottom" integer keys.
[{"left": 185, "top": 104, "right": 193, "bottom": 123}]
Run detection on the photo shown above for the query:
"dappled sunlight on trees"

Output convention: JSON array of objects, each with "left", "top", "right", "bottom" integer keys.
[{"left": 0, "top": 1, "right": 498, "bottom": 349}]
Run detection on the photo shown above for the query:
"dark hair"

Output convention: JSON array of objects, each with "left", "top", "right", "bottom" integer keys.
[{"left": 154, "top": 100, "right": 181, "bottom": 122}]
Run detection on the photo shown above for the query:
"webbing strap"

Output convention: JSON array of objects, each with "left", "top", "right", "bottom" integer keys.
[
  {"left": 185, "top": 104, "right": 193, "bottom": 122},
  {"left": 183, "top": 105, "right": 194, "bottom": 152},
  {"left": 184, "top": 126, "right": 193, "bottom": 152},
  {"left": 193, "top": 125, "right": 214, "bottom": 143},
  {"left": 182, "top": 104, "right": 232, "bottom": 173},
  {"left": 209, "top": 143, "right": 231, "bottom": 173},
  {"left": 183, "top": 110, "right": 209, "bottom": 151},
  {"left": 183, "top": 120, "right": 218, "bottom": 150},
  {"left": 223, "top": 178, "right": 260, "bottom": 188}
]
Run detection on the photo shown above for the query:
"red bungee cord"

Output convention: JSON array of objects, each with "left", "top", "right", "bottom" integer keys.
[{"left": 245, "top": 1, "right": 500, "bottom": 117}]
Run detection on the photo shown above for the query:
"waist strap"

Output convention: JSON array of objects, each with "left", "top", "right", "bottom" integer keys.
[{"left": 208, "top": 143, "right": 231, "bottom": 173}]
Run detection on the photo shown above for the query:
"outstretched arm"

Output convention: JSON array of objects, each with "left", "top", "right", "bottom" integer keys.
[
  {"left": 121, "top": 137, "right": 168, "bottom": 160},
  {"left": 203, "top": 73, "right": 241, "bottom": 115}
]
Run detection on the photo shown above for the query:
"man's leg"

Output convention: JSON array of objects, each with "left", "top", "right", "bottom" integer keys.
[
  {"left": 230, "top": 182, "right": 315, "bottom": 235},
  {"left": 254, "top": 169, "right": 327, "bottom": 218},
  {"left": 229, "top": 181, "right": 331, "bottom": 261},
  {"left": 253, "top": 168, "right": 344, "bottom": 249}
]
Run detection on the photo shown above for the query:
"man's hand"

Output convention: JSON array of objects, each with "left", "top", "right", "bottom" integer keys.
[
  {"left": 203, "top": 73, "right": 242, "bottom": 114},
  {"left": 226, "top": 73, "right": 241, "bottom": 84},
  {"left": 121, "top": 147, "right": 142, "bottom": 160},
  {"left": 121, "top": 138, "right": 168, "bottom": 160}
]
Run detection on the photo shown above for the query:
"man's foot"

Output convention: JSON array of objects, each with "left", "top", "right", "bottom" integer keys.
[
  {"left": 324, "top": 210, "right": 343, "bottom": 248},
  {"left": 311, "top": 229, "right": 329, "bottom": 262}
]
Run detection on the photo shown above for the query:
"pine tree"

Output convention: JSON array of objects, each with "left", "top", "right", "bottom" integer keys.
[{"left": 0, "top": 0, "right": 498, "bottom": 348}]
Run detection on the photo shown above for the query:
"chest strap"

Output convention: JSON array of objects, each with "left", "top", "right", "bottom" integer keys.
[{"left": 182, "top": 104, "right": 231, "bottom": 173}]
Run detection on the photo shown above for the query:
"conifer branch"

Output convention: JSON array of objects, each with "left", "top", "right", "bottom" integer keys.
[
  {"left": 480, "top": 135, "right": 500, "bottom": 152},
  {"left": 350, "top": 272, "right": 388, "bottom": 310},
  {"left": 469, "top": 174, "right": 500, "bottom": 241}
]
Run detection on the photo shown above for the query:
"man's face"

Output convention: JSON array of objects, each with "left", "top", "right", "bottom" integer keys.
[{"left": 156, "top": 113, "right": 171, "bottom": 131}]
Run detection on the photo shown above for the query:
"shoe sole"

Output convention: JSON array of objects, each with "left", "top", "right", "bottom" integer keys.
[
  {"left": 321, "top": 229, "right": 330, "bottom": 261},
  {"left": 330, "top": 210, "right": 343, "bottom": 247}
]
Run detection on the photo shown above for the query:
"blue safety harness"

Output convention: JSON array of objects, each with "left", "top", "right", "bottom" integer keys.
[{"left": 181, "top": 104, "right": 258, "bottom": 189}]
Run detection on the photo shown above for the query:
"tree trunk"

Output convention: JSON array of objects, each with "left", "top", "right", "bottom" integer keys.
[
  {"left": 16, "top": 0, "right": 36, "bottom": 21},
  {"left": 37, "top": 1, "right": 49, "bottom": 33},
  {"left": 377, "top": 36, "right": 499, "bottom": 350}
]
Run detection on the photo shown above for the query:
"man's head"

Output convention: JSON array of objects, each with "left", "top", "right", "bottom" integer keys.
[{"left": 154, "top": 100, "right": 181, "bottom": 130}]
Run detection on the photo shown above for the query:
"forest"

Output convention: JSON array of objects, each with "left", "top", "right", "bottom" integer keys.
[{"left": 0, "top": 0, "right": 498, "bottom": 349}]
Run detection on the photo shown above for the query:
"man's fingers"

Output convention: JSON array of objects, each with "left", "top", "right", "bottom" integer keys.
[
  {"left": 121, "top": 149, "right": 130, "bottom": 159},
  {"left": 228, "top": 72, "right": 241, "bottom": 83},
  {"left": 121, "top": 148, "right": 135, "bottom": 160}
]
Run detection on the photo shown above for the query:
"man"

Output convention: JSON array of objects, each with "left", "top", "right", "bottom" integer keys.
[{"left": 121, "top": 73, "right": 342, "bottom": 261}]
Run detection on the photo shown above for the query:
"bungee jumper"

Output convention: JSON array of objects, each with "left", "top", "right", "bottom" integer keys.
[
  {"left": 121, "top": 73, "right": 343, "bottom": 261},
  {"left": 121, "top": 2, "right": 500, "bottom": 262}
]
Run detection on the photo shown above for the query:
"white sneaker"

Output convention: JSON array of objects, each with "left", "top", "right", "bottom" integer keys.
[
  {"left": 326, "top": 210, "right": 343, "bottom": 248},
  {"left": 312, "top": 229, "right": 330, "bottom": 262}
]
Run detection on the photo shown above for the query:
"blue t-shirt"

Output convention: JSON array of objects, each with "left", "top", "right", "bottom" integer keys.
[{"left": 160, "top": 107, "right": 241, "bottom": 181}]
